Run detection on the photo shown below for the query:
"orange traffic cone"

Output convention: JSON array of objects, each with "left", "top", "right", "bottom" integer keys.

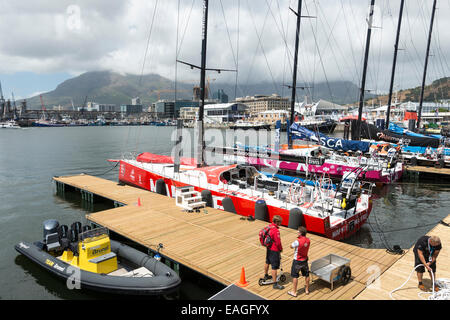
[
  {"left": 137, "top": 198, "right": 141, "bottom": 207},
  {"left": 236, "top": 267, "right": 249, "bottom": 287}
]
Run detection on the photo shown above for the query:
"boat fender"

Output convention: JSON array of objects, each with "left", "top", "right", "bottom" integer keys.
[
  {"left": 222, "top": 197, "right": 236, "bottom": 214},
  {"left": 410, "top": 157, "right": 418, "bottom": 166},
  {"left": 70, "top": 228, "right": 79, "bottom": 243},
  {"left": 82, "top": 225, "right": 91, "bottom": 233},
  {"left": 435, "top": 159, "right": 445, "bottom": 169},
  {"left": 341, "top": 198, "right": 347, "bottom": 209},
  {"left": 288, "top": 208, "right": 303, "bottom": 230},
  {"left": 254, "top": 200, "right": 268, "bottom": 222},
  {"left": 201, "top": 190, "right": 213, "bottom": 207},
  {"left": 155, "top": 179, "right": 167, "bottom": 196}
]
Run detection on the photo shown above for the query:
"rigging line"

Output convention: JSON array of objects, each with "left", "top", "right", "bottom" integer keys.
[
  {"left": 241, "top": 0, "right": 273, "bottom": 96},
  {"left": 265, "top": 0, "right": 308, "bottom": 97},
  {"left": 219, "top": 0, "right": 237, "bottom": 68},
  {"left": 340, "top": 0, "right": 362, "bottom": 94},
  {"left": 404, "top": 3, "right": 426, "bottom": 84},
  {"left": 139, "top": 0, "right": 159, "bottom": 85},
  {"left": 315, "top": 1, "right": 353, "bottom": 91},
  {"left": 372, "top": 0, "right": 386, "bottom": 98},
  {"left": 280, "top": 0, "right": 292, "bottom": 98},
  {"left": 310, "top": 2, "right": 347, "bottom": 103},
  {"left": 176, "top": 0, "right": 195, "bottom": 58},
  {"left": 175, "top": 0, "right": 181, "bottom": 104},
  {"left": 244, "top": 0, "right": 280, "bottom": 96},
  {"left": 136, "top": 0, "right": 159, "bottom": 155},
  {"left": 234, "top": 0, "right": 240, "bottom": 101}
]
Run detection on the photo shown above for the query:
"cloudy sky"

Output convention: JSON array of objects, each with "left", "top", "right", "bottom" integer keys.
[{"left": 0, "top": 0, "right": 449, "bottom": 100}]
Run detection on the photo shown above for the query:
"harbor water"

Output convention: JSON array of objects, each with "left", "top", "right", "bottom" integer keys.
[{"left": 1, "top": 126, "right": 449, "bottom": 299}]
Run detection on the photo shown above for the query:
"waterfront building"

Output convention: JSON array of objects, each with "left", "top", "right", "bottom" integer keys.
[
  {"left": 254, "top": 109, "right": 289, "bottom": 125},
  {"left": 204, "top": 102, "right": 248, "bottom": 124},
  {"left": 236, "top": 94, "right": 289, "bottom": 116},
  {"left": 120, "top": 104, "right": 143, "bottom": 114}
]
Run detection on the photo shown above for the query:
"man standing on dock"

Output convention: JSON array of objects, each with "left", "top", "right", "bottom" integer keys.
[
  {"left": 288, "top": 226, "right": 310, "bottom": 297},
  {"left": 413, "top": 235, "right": 442, "bottom": 292},
  {"left": 263, "top": 215, "right": 284, "bottom": 290}
]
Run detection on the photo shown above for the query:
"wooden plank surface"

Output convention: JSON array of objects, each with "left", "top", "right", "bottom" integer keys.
[
  {"left": 54, "top": 174, "right": 417, "bottom": 300},
  {"left": 355, "top": 214, "right": 450, "bottom": 300},
  {"left": 406, "top": 165, "right": 450, "bottom": 175}
]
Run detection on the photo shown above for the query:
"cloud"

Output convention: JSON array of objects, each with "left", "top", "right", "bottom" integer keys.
[{"left": 0, "top": 0, "right": 448, "bottom": 96}]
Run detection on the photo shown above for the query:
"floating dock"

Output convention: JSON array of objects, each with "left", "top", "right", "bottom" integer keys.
[
  {"left": 53, "top": 174, "right": 448, "bottom": 300},
  {"left": 404, "top": 165, "right": 450, "bottom": 180}
]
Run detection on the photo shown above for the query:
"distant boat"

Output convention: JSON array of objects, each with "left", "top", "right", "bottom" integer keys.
[
  {"left": 229, "top": 120, "right": 270, "bottom": 130},
  {"left": 0, "top": 120, "right": 21, "bottom": 129}
]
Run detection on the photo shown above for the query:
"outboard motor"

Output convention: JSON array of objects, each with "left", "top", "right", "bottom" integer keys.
[
  {"left": 71, "top": 222, "right": 82, "bottom": 234},
  {"left": 43, "top": 219, "right": 59, "bottom": 240},
  {"left": 58, "top": 224, "right": 69, "bottom": 239}
]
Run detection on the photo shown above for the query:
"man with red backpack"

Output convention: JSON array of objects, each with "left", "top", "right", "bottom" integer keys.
[
  {"left": 262, "top": 215, "right": 284, "bottom": 290},
  {"left": 288, "top": 226, "right": 311, "bottom": 297}
]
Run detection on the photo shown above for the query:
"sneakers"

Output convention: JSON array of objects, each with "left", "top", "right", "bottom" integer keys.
[
  {"left": 418, "top": 284, "right": 426, "bottom": 291},
  {"left": 433, "top": 285, "right": 440, "bottom": 292},
  {"left": 273, "top": 283, "right": 285, "bottom": 290},
  {"left": 263, "top": 274, "right": 272, "bottom": 281}
]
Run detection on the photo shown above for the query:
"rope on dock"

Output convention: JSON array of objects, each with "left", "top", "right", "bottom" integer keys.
[{"left": 389, "top": 264, "right": 450, "bottom": 300}]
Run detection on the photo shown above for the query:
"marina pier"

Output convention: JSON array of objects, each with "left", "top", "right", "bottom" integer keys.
[{"left": 53, "top": 174, "right": 448, "bottom": 300}]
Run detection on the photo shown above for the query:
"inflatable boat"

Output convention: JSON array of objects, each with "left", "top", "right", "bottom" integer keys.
[{"left": 15, "top": 220, "right": 181, "bottom": 295}]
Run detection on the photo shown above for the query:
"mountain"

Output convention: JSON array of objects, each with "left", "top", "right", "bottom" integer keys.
[
  {"left": 365, "top": 77, "right": 450, "bottom": 106},
  {"left": 25, "top": 71, "right": 194, "bottom": 109},
  {"left": 25, "top": 70, "right": 375, "bottom": 109}
]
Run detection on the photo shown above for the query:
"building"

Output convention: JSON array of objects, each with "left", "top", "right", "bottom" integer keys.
[
  {"left": 236, "top": 94, "right": 289, "bottom": 116},
  {"left": 179, "top": 107, "right": 198, "bottom": 122},
  {"left": 154, "top": 100, "right": 175, "bottom": 118},
  {"left": 254, "top": 109, "right": 289, "bottom": 125},
  {"left": 213, "top": 89, "right": 229, "bottom": 103},
  {"left": 132, "top": 97, "right": 141, "bottom": 105},
  {"left": 204, "top": 103, "right": 248, "bottom": 124},
  {"left": 120, "top": 104, "right": 143, "bottom": 114},
  {"left": 53, "top": 105, "right": 66, "bottom": 111}
]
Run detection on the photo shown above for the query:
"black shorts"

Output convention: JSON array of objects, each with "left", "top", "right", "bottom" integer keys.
[
  {"left": 291, "top": 259, "right": 309, "bottom": 278},
  {"left": 414, "top": 254, "right": 436, "bottom": 273},
  {"left": 266, "top": 249, "right": 281, "bottom": 270}
]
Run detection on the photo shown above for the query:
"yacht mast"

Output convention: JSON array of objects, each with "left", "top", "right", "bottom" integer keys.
[
  {"left": 355, "top": 0, "right": 375, "bottom": 140},
  {"left": 385, "top": 0, "right": 404, "bottom": 130},
  {"left": 417, "top": 0, "right": 437, "bottom": 130},
  {"left": 288, "top": 0, "right": 303, "bottom": 148}
]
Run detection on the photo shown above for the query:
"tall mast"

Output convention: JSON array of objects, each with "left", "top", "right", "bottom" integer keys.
[
  {"left": 196, "top": 0, "right": 209, "bottom": 167},
  {"left": 355, "top": 0, "right": 375, "bottom": 140},
  {"left": 417, "top": 0, "right": 437, "bottom": 130},
  {"left": 288, "top": 0, "right": 303, "bottom": 148},
  {"left": 385, "top": 0, "right": 404, "bottom": 130}
]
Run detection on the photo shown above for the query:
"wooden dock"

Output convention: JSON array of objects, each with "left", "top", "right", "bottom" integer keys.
[
  {"left": 405, "top": 165, "right": 450, "bottom": 177},
  {"left": 355, "top": 214, "right": 450, "bottom": 300},
  {"left": 53, "top": 174, "right": 447, "bottom": 300}
]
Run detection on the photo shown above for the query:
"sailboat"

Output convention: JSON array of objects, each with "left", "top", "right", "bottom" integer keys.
[{"left": 114, "top": 0, "right": 374, "bottom": 241}]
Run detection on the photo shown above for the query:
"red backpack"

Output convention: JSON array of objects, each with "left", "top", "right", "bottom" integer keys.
[{"left": 259, "top": 225, "right": 273, "bottom": 247}]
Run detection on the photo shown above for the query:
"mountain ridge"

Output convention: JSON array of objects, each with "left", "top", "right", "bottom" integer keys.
[{"left": 23, "top": 70, "right": 447, "bottom": 110}]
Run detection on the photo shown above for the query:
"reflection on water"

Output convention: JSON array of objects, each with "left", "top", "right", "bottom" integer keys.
[{"left": 1, "top": 126, "right": 449, "bottom": 299}]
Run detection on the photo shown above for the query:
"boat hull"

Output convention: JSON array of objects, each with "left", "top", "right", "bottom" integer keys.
[
  {"left": 224, "top": 154, "right": 404, "bottom": 184},
  {"left": 15, "top": 240, "right": 181, "bottom": 295},
  {"left": 118, "top": 160, "right": 372, "bottom": 241}
]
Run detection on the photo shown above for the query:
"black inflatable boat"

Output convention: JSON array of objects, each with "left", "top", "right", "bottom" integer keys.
[{"left": 15, "top": 220, "right": 181, "bottom": 295}]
